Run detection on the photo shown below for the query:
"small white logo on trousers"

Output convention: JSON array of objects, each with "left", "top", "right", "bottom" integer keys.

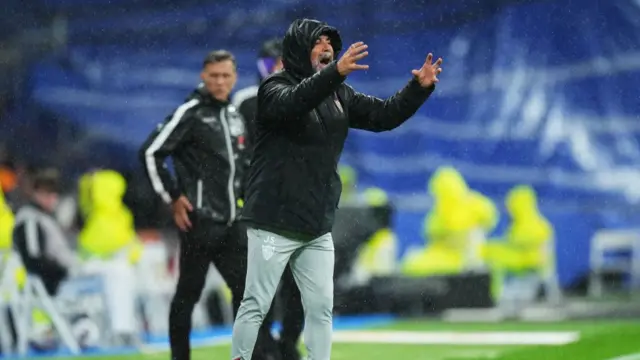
[{"left": 262, "top": 236, "right": 276, "bottom": 261}]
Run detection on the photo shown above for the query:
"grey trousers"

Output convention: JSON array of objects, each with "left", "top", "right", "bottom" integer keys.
[{"left": 231, "top": 227, "right": 334, "bottom": 360}]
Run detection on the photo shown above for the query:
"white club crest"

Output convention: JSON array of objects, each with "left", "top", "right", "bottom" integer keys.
[
  {"left": 262, "top": 245, "right": 275, "bottom": 261},
  {"left": 228, "top": 115, "right": 246, "bottom": 136}
]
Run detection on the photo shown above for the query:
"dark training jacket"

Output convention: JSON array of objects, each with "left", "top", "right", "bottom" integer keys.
[
  {"left": 240, "top": 18, "right": 435, "bottom": 238},
  {"left": 140, "top": 85, "right": 249, "bottom": 226}
]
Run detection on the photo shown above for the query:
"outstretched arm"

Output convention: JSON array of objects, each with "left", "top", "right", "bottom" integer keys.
[
  {"left": 348, "top": 53, "right": 443, "bottom": 132},
  {"left": 347, "top": 80, "right": 435, "bottom": 132}
]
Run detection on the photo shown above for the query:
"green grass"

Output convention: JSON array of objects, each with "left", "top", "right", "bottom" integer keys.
[{"left": 49, "top": 319, "right": 640, "bottom": 360}]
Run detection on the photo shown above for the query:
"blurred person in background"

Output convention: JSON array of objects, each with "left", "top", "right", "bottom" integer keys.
[
  {"left": 232, "top": 38, "right": 303, "bottom": 360},
  {"left": 400, "top": 167, "right": 464, "bottom": 275},
  {"left": 140, "top": 50, "right": 273, "bottom": 360},
  {"left": 12, "top": 169, "right": 79, "bottom": 347},
  {"left": 482, "top": 185, "right": 557, "bottom": 310},
  {"left": 77, "top": 169, "right": 143, "bottom": 345},
  {"left": 233, "top": 38, "right": 283, "bottom": 148},
  {"left": 12, "top": 169, "right": 77, "bottom": 294},
  {"left": 231, "top": 18, "right": 442, "bottom": 360}
]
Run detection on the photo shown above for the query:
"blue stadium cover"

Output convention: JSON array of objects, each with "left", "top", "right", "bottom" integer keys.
[{"left": 7, "top": 0, "right": 640, "bottom": 285}]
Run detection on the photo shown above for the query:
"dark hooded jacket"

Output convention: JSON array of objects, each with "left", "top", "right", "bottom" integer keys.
[
  {"left": 240, "top": 18, "right": 435, "bottom": 238},
  {"left": 139, "top": 85, "right": 249, "bottom": 227}
]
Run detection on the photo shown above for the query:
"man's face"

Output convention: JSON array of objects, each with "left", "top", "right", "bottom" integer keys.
[
  {"left": 35, "top": 190, "right": 59, "bottom": 212},
  {"left": 310, "top": 35, "right": 334, "bottom": 72},
  {"left": 200, "top": 60, "right": 237, "bottom": 101}
]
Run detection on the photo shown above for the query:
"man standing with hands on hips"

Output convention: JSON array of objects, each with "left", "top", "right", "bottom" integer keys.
[
  {"left": 231, "top": 18, "right": 443, "bottom": 360},
  {"left": 140, "top": 50, "right": 275, "bottom": 360}
]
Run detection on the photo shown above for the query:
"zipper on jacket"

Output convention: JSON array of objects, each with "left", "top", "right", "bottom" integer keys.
[
  {"left": 196, "top": 179, "right": 203, "bottom": 209},
  {"left": 219, "top": 108, "right": 237, "bottom": 224},
  {"left": 332, "top": 93, "right": 344, "bottom": 114},
  {"left": 313, "top": 109, "right": 328, "bottom": 136}
]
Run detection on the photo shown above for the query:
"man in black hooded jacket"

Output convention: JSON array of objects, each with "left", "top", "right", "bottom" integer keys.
[
  {"left": 232, "top": 38, "right": 305, "bottom": 360},
  {"left": 231, "top": 19, "right": 443, "bottom": 360}
]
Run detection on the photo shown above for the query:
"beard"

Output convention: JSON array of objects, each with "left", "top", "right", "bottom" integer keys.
[{"left": 314, "top": 52, "right": 333, "bottom": 71}]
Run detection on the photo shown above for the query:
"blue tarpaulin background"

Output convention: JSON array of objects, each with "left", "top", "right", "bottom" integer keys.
[{"left": 4, "top": 0, "right": 640, "bottom": 286}]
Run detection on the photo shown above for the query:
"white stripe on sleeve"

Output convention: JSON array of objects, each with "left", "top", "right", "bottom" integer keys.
[
  {"left": 25, "top": 219, "right": 41, "bottom": 257},
  {"left": 145, "top": 98, "right": 200, "bottom": 203}
]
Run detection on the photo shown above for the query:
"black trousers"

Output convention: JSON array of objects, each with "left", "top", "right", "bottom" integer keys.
[{"left": 169, "top": 219, "right": 276, "bottom": 360}]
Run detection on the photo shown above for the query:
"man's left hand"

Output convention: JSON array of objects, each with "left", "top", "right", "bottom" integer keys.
[{"left": 412, "top": 53, "right": 443, "bottom": 87}]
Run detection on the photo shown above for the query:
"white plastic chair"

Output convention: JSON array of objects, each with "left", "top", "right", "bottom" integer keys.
[
  {"left": 16, "top": 275, "right": 80, "bottom": 356},
  {"left": 589, "top": 229, "right": 640, "bottom": 298}
]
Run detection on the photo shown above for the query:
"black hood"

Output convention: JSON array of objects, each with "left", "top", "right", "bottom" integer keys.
[{"left": 282, "top": 18, "right": 343, "bottom": 79}]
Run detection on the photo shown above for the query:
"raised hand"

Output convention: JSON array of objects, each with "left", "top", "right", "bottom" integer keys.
[
  {"left": 411, "top": 53, "right": 443, "bottom": 87},
  {"left": 337, "top": 42, "right": 369, "bottom": 76}
]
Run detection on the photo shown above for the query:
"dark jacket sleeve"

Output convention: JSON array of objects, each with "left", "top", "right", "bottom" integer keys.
[
  {"left": 13, "top": 221, "right": 68, "bottom": 281},
  {"left": 258, "top": 62, "right": 346, "bottom": 124},
  {"left": 139, "top": 108, "right": 195, "bottom": 204},
  {"left": 234, "top": 97, "right": 256, "bottom": 202},
  {"left": 237, "top": 98, "right": 257, "bottom": 130},
  {"left": 237, "top": 98, "right": 258, "bottom": 152},
  {"left": 346, "top": 78, "right": 435, "bottom": 132}
]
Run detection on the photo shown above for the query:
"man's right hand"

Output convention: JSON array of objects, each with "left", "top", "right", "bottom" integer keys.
[
  {"left": 337, "top": 42, "right": 369, "bottom": 76},
  {"left": 172, "top": 195, "right": 193, "bottom": 232}
]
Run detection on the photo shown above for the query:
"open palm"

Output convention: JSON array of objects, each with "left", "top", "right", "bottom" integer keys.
[{"left": 412, "top": 53, "right": 443, "bottom": 88}]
